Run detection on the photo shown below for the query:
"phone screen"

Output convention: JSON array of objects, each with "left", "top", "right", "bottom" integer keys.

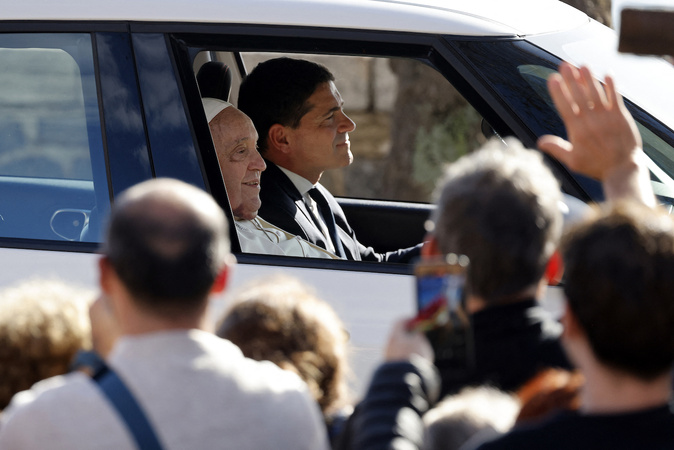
[{"left": 412, "top": 256, "right": 474, "bottom": 388}]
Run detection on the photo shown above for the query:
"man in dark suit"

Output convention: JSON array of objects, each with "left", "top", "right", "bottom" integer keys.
[{"left": 238, "top": 57, "right": 420, "bottom": 262}]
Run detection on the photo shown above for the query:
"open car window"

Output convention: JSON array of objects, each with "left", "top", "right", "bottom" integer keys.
[
  {"left": 216, "top": 51, "right": 486, "bottom": 204},
  {"left": 190, "top": 48, "right": 485, "bottom": 261},
  {"left": 0, "top": 33, "right": 108, "bottom": 243}
]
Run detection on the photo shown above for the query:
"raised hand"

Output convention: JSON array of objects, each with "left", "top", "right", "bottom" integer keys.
[{"left": 538, "top": 62, "right": 655, "bottom": 207}]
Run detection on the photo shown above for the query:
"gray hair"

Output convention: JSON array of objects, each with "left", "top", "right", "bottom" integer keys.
[
  {"left": 422, "top": 386, "right": 519, "bottom": 450},
  {"left": 430, "top": 137, "right": 562, "bottom": 303}
]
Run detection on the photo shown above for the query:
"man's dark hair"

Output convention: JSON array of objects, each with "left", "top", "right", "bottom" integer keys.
[
  {"left": 431, "top": 138, "right": 562, "bottom": 304},
  {"left": 237, "top": 57, "right": 334, "bottom": 153},
  {"left": 102, "top": 179, "right": 229, "bottom": 317},
  {"left": 562, "top": 201, "right": 674, "bottom": 380}
]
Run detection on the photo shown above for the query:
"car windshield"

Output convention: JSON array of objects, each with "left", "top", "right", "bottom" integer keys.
[{"left": 451, "top": 36, "right": 674, "bottom": 209}]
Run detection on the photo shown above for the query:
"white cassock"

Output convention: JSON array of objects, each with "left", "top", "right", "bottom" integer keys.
[{"left": 235, "top": 216, "right": 340, "bottom": 259}]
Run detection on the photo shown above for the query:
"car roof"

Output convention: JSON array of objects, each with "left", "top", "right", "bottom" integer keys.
[{"left": 4, "top": 0, "right": 588, "bottom": 37}]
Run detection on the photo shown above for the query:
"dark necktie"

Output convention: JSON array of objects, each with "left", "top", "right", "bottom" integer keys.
[{"left": 308, "top": 187, "right": 345, "bottom": 258}]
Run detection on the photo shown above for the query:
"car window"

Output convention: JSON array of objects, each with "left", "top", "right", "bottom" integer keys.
[
  {"left": 0, "top": 34, "right": 108, "bottom": 242},
  {"left": 236, "top": 52, "right": 485, "bottom": 204},
  {"left": 190, "top": 48, "right": 483, "bottom": 260}
]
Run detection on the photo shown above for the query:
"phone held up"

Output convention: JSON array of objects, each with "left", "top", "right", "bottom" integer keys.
[{"left": 411, "top": 254, "right": 474, "bottom": 387}]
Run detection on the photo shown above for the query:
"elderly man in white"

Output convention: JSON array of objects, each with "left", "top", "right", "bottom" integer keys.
[{"left": 203, "top": 98, "right": 338, "bottom": 259}]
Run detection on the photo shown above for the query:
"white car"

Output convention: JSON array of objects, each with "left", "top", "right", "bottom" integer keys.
[{"left": 1, "top": 0, "right": 673, "bottom": 392}]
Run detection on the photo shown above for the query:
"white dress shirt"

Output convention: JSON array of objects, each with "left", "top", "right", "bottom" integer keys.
[{"left": 235, "top": 216, "right": 338, "bottom": 259}]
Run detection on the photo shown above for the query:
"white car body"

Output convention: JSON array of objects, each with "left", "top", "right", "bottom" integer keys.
[{"left": 1, "top": 0, "right": 672, "bottom": 394}]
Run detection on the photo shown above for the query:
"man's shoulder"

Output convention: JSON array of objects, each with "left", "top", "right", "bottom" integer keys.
[
  {"left": 0, "top": 372, "right": 126, "bottom": 448},
  {"left": 479, "top": 406, "right": 674, "bottom": 450},
  {"left": 259, "top": 163, "right": 300, "bottom": 207},
  {"left": 477, "top": 412, "right": 581, "bottom": 449},
  {"left": 260, "top": 160, "right": 293, "bottom": 189},
  {"left": 179, "top": 330, "right": 311, "bottom": 394},
  {"left": 3, "top": 371, "right": 96, "bottom": 415}
]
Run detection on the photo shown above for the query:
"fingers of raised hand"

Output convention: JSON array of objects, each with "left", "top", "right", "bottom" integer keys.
[
  {"left": 579, "top": 66, "right": 609, "bottom": 112},
  {"left": 547, "top": 72, "right": 577, "bottom": 121},
  {"left": 537, "top": 135, "right": 573, "bottom": 162}
]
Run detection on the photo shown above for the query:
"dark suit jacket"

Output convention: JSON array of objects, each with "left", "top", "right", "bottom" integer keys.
[{"left": 258, "top": 160, "right": 420, "bottom": 262}]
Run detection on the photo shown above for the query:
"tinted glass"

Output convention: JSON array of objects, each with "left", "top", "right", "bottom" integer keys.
[
  {"left": 452, "top": 39, "right": 674, "bottom": 206},
  {"left": 0, "top": 33, "right": 108, "bottom": 242}
]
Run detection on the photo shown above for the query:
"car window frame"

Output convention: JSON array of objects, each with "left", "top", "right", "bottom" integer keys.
[
  {"left": 0, "top": 24, "right": 141, "bottom": 252},
  {"left": 161, "top": 23, "right": 512, "bottom": 274}
]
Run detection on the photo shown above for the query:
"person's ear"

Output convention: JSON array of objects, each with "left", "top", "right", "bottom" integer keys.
[
  {"left": 210, "top": 261, "right": 232, "bottom": 295},
  {"left": 267, "top": 124, "right": 291, "bottom": 154},
  {"left": 421, "top": 234, "right": 441, "bottom": 259},
  {"left": 98, "top": 256, "right": 114, "bottom": 295},
  {"left": 561, "top": 301, "right": 582, "bottom": 340},
  {"left": 544, "top": 250, "right": 564, "bottom": 286}
]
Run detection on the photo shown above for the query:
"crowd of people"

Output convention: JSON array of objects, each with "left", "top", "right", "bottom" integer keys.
[{"left": 0, "top": 55, "right": 673, "bottom": 450}]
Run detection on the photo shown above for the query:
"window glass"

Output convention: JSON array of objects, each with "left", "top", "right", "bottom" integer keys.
[
  {"left": 0, "top": 34, "right": 108, "bottom": 242},
  {"left": 195, "top": 50, "right": 481, "bottom": 259},
  {"left": 231, "top": 52, "right": 485, "bottom": 204},
  {"left": 454, "top": 39, "right": 674, "bottom": 206}
]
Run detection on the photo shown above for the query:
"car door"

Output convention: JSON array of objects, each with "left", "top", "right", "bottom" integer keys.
[
  {"left": 0, "top": 27, "right": 169, "bottom": 285},
  {"left": 155, "top": 24, "right": 572, "bottom": 392}
]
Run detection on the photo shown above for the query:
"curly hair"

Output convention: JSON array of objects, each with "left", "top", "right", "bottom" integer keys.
[
  {"left": 216, "top": 275, "right": 350, "bottom": 415},
  {"left": 0, "top": 279, "right": 93, "bottom": 410}
]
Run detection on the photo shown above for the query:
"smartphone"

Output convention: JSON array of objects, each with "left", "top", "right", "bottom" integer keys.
[{"left": 412, "top": 255, "right": 474, "bottom": 387}]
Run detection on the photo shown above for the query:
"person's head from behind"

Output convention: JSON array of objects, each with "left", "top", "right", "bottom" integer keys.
[
  {"left": 422, "top": 386, "right": 519, "bottom": 450},
  {"left": 100, "top": 178, "right": 231, "bottom": 322},
  {"left": 203, "top": 99, "right": 266, "bottom": 220},
  {"left": 238, "top": 57, "right": 356, "bottom": 182},
  {"left": 561, "top": 201, "right": 674, "bottom": 381},
  {"left": 0, "top": 279, "right": 93, "bottom": 410},
  {"left": 216, "top": 275, "right": 350, "bottom": 416},
  {"left": 430, "top": 137, "right": 562, "bottom": 306}
]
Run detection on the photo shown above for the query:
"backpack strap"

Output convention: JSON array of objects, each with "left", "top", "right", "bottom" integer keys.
[{"left": 92, "top": 359, "right": 164, "bottom": 450}]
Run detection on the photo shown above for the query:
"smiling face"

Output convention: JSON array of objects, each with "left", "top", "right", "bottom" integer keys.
[
  {"left": 285, "top": 81, "right": 356, "bottom": 183},
  {"left": 209, "top": 107, "right": 266, "bottom": 220}
]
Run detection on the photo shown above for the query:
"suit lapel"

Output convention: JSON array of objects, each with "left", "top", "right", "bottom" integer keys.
[
  {"left": 315, "top": 184, "right": 361, "bottom": 261},
  {"left": 261, "top": 161, "right": 330, "bottom": 249}
]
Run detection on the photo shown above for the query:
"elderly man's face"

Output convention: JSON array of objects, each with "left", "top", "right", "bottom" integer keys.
[{"left": 210, "top": 107, "right": 266, "bottom": 220}]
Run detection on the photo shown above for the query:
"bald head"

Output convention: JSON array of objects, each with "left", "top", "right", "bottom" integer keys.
[{"left": 103, "top": 178, "right": 230, "bottom": 316}]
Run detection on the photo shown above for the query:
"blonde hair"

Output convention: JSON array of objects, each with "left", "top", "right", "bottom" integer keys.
[{"left": 0, "top": 279, "right": 94, "bottom": 409}]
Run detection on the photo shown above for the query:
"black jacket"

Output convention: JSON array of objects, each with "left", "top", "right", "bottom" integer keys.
[
  {"left": 478, "top": 404, "right": 674, "bottom": 450},
  {"left": 439, "top": 298, "right": 572, "bottom": 398},
  {"left": 335, "top": 356, "right": 440, "bottom": 450},
  {"left": 258, "top": 160, "right": 420, "bottom": 262}
]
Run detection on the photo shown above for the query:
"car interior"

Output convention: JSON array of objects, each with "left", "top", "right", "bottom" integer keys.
[{"left": 193, "top": 50, "right": 439, "bottom": 257}]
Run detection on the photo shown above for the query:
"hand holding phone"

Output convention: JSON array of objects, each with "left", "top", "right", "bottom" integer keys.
[
  {"left": 385, "top": 318, "right": 434, "bottom": 363},
  {"left": 412, "top": 255, "right": 474, "bottom": 387}
]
